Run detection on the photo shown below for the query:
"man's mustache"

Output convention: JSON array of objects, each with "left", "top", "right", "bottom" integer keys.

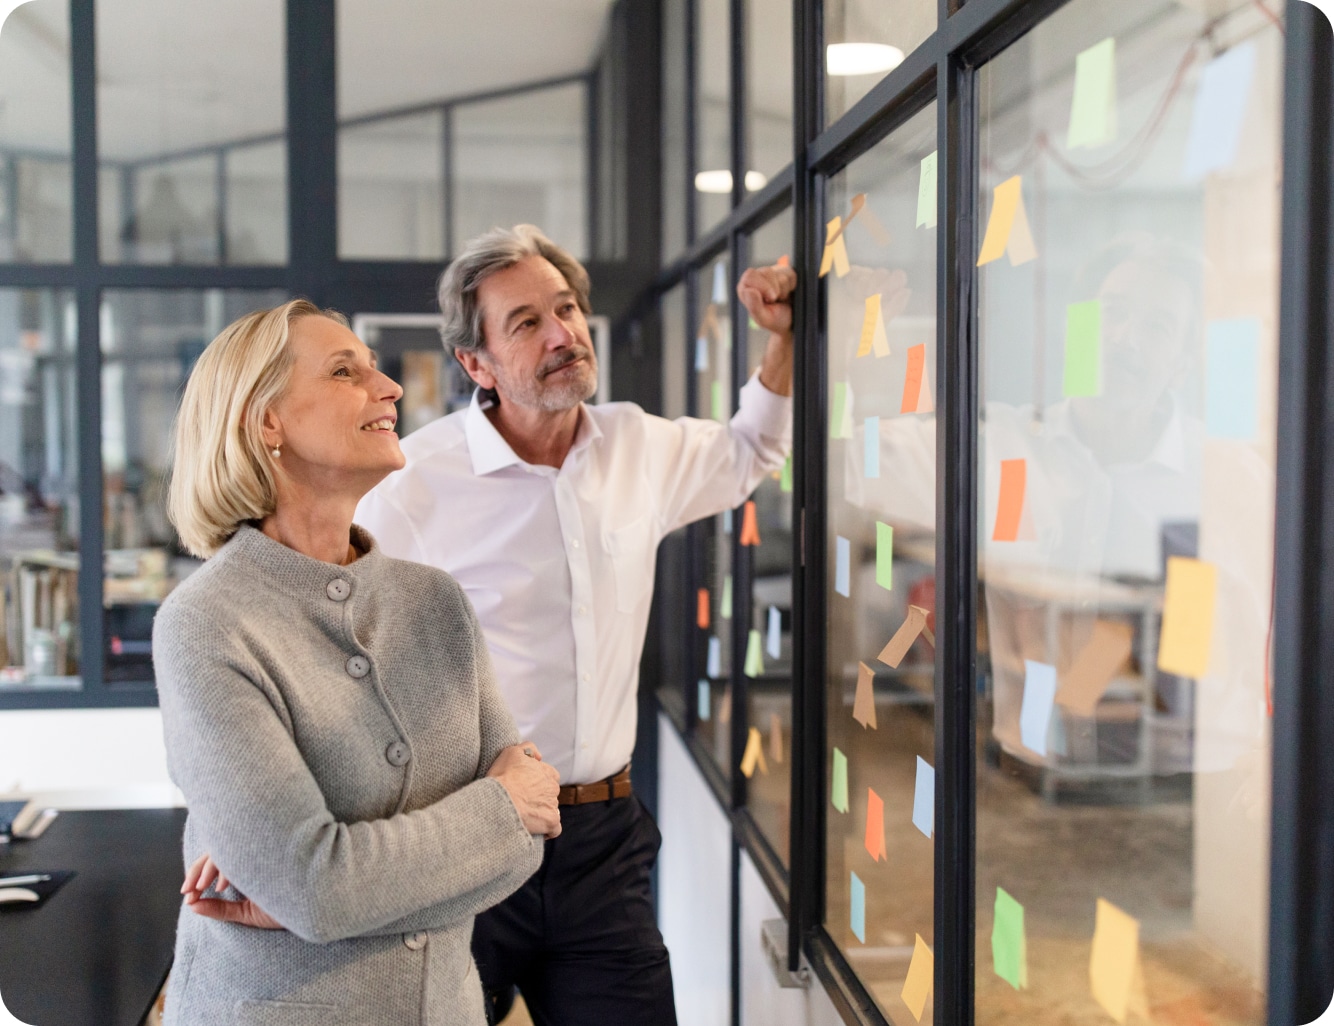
[{"left": 538, "top": 348, "right": 593, "bottom": 379}]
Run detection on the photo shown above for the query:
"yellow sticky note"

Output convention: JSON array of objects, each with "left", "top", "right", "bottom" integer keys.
[
  {"left": 977, "top": 176, "right": 1037, "bottom": 267},
  {"left": 740, "top": 725, "right": 767, "bottom": 778},
  {"left": 820, "top": 217, "right": 851, "bottom": 278},
  {"left": 901, "top": 933, "right": 934, "bottom": 1023},
  {"left": 1157, "top": 556, "right": 1217, "bottom": 678},
  {"left": 1090, "top": 898, "right": 1140, "bottom": 1023},
  {"left": 857, "top": 294, "right": 880, "bottom": 357}
]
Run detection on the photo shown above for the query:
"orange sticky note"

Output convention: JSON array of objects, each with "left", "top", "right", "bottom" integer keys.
[
  {"left": 977, "top": 176, "right": 1038, "bottom": 267},
  {"left": 901, "top": 933, "right": 934, "bottom": 1022},
  {"left": 740, "top": 725, "right": 767, "bottom": 778},
  {"left": 769, "top": 711, "right": 784, "bottom": 764},
  {"left": 865, "top": 787, "right": 886, "bottom": 861},
  {"left": 1157, "top": 557, "right": 1218, "bottom": 679},
  {"left": 901, "top": 344, "right": 926, "bottom": 413},
  {"left": 853, "top": 661, "right": 877, "bottom": 728},
  {"left": 739, "top": 500, "right": 761, "bottom": 546},
  {"left": 878, "top": 605, "right": 930, "bottom": 669},
  {"left": 1090, "top": 898, "right": 1140, "bottom": 1023},
  {"left": 992, "top": 458, "right": 1026, "bottom": 542},
  {"left": 819, "top": 217, "right": 851, "bottom": 278},
  {"left": 697, "top": 588, "right": 710, "bottom": 630}
]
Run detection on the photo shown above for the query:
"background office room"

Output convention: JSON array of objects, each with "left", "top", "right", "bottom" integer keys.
[{"left": 0, "top": 1, "right": 1332, "bottom": 1025}]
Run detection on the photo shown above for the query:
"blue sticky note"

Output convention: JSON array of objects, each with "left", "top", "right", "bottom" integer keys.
[
  {"left": 766, "top": 606, "right": 781, "bottom": 659},
  {"left": 707, "top": 636, "right": 721, "bottom": 678},
  {"left": 697, "top": 679, "right": 711, "bottom": 721},
  {"left": 1182, "top": 41, "right": 1257, "bottom": 180},
  {"left": 712, "top": 261, "right": 727, "bottom": 304},
  {"left": 864, "top": 417, "right": 880, "bottom": 478},
  {"left": 850, "top": 872, "right": 866, "bottom": 943},
  {"left": 723, "top": 509, "right": 733, "bottom": 535},
  {"left": 695, "top": 335, "right": 709, "bottom": 371},
  {"left": 912, "top": 756, "right": 934, "bottom": 838},
  {"left": 835, "top": 536, "right": 851, "bottom": 597},
  {"left": 1020, "top": 659, "right": 1058, "bottom": 756},
  {"left": 1205, "top": 318, "right": 1260, "bottom": 440}
]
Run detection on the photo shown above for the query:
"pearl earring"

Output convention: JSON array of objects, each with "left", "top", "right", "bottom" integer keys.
[{"left": 271, "top": 446, "right": 281, "bottom": 458}]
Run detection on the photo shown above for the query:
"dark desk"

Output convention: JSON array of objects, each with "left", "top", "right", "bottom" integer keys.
[{"left": 0, "top": 809, "right": 186, "bottom": 1026}]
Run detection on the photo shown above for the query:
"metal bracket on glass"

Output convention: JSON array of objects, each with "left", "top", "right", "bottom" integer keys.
[{"left": 761, "top": 919, "right": 811, "bottom": 989}]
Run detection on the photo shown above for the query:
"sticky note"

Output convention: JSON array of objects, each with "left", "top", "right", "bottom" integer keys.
[
  {"left": 901, "top": 344, "right": 926, "bottom": 413},
  {"left": 875, "top": 522, "right": 893, "bottom": 590},
  {"left": 695, "top": 334, "right": 709, "bottom": 372},
  {"left": 721, "top": 574, "right": 733, "bottom": 619},
  {"left": 856, "top": 293, "right": 890, "bottom": 358},
  {"left": 1064, "top": 300, "right": 1102, "bottom": 397},
  {"left": 740, "top": 725, "right": 767, "bottom": 778},
  {"left": 744, "top": 628, "right": 765, "bottom": 678},
  {"left": 992, "top": 887, "right": 1028, "bottom": 990},
  {"left": 849, "top": 872, "right": 866, "bottom": 943},
  {"left": 707, "top": 636, "right": 721, "bottom": 678},
  {"left": 780, "top": 454, "right": 793, "bottom": 492},
  {"left": 718, "top": 687, "right": 731, "bottom": 723},
  {"left": 858, "top": 202, "right": 891, "bottom": 246},
  {"left": 912, "top": 756, "right": 934, "bottom": 838},
  {"left": 711, "top": 380, "right": 725, "bottom": 421},
  {"left": 864, "top": 417, "right": 881, "bottom": 478},
  {"left": 766, "top": 605, "right": 781, "bottom": 659},
  {"left": 864, "top": 787, "right": 886, "bottom": 860},
  {"left": 835, "top": 536, "right": 851, "bottom": 597},
  {"left": 878, "top": 605, "right": 929, "bottom": 669},
  {"left": 1068, "top": 37, "right": 1118, "bottom": 150},
  {"left": 853, "top": 661, "right": 877, "bottom": 728},
  {"left": 830, "top": 381, "right": 854, "bottom": 439},
  {"left": 1182, "top": 41, "right": 1257, "bottom": 180},
  {"left": 1058, "top": 620, "right": 1134, "bottom": 716},
  {"left": 901, "top": 934, "right": 934, "bottom": 1022},
  {"left": 769, "top": 711, "right": 784, "bottom": 764},
  {"left": 723, "top": 508, "right": 733, "bottom": 534},
  {"left": 712, "top": 260, "right": 727, "bottom": 304},
  {"left": 977, "top": 176, "right": 1037, "bottom": 267},
  {"left": 992, "top": 458, "right": 1026, "bottom": 542},
  {"left": 819, "top": 216, "right": 851, "bottom": 278},
  {"left": 697, "top": 679, "right": 711, "bottom": 720},
  {"left": 1020, "top": 659, "right": 1058, "bottom": 757},
  {"left": 739, "top": 500, "right": 761, "bottom": 546},
  {"left": 916, "top": 150, "right": 938, "bottom": 229},
  {"left": 1090, "top": 898, "right": 1140, "bottom": 1023},
  {"left": 697, "top": 588, "right": 710, "bottom": 630},
  {"left": 1158, "top": 556, "right": 1217, "bottom": 678},
  {"left": 1205, "top": 318, "right": 1261, "bottom": 440},
  {"left": 832, "top": 747, "right": 849, "bottom": 812}
]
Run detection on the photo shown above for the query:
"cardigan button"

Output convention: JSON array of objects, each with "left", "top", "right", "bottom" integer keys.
[
  {"left": 403, "top": 931, "right": 427, "bottom": 951},
  {"left": 345, "top": 655, "right": 370, "bottom": 679},
  {"left": 386, "top": 740, "right": 411, "bottom": 767},
  {"left": 326, "top": 579, "right": 351, "bottom": 601}
]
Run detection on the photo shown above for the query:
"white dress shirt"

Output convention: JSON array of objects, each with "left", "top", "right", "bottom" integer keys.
[{"left": 355, "top": 372, "right": 791, "bottom": 784}]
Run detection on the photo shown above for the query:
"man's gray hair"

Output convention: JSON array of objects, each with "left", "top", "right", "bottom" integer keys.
[{"left": 438, "top": 224, "right": 592, "bottom": 357}]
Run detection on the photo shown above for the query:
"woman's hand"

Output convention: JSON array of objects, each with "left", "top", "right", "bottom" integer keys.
[
  {"left": 181, "top": 853, "right": 282, "bottom": 930},
  {"left": 487, "top": 743, "right": 562, "bottom": 839}
]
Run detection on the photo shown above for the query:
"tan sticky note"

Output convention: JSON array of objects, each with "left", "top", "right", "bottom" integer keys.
[
  {"left": 857, "top": 294, "right": 882, "bottom": 358},
  {"left": 1157, "top": 556, "right": 1218, "bottom": 679},
  {"left": 769, "top": 711, "right": 784, "bottom": 764},
  {"left": 879, "top": 605, "right": 930, "bottom": 669},
  {"left": 1057, "top": 620, "right": 1134, "bottom": 717},
  {"left": 1090, "top": 898, "right": 1140, "bottom": 1023},
  {"left": 718, "top": 688, "right": 732, "bottom": 724},
  {"left": 740, "top": 725, "right": 767, "bottom": 778},
  {"left": 853, "top": 661, "right": 877, "bottom": 728},
  {"left": 901, "top": 934, "right": 934, "bottom": 1023},
  {"left": 978, "top": 176, "right": 1037, "bottom": 267}
]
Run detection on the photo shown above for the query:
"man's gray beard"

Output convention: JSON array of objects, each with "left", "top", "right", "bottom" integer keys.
[{"left": 497, "top": 360, "right": 598, "bottom": 412}]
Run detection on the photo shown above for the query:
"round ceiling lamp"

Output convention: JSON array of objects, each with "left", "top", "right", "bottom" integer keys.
[
  {"left": 826, "top": 42, "right": 905, "bottom": 77},
  {"left": 694, "top": 170, "right": 770, "bottom": 193}
]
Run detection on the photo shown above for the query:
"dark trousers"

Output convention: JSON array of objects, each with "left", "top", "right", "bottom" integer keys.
[{"left": 472, "top": 794, "right": 678, "bottom": 1026}]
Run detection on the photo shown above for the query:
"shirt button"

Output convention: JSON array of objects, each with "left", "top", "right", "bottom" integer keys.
[
  {"left": 386, "top": 741, "right": 411, "bottom": 767},
  {"left": 345, "top": 655, "right": 370, "bottom": 679},
  {"left": 582, "top": 673, "right": 590, "bottom": 682},
  {"left": 403, "top": 931, "right": 427, "bottom": 951},
  {"left": 578, "top": 605, "right": 586, "bottom": 615},
  {"left": 571, "top": 539, "right": 580, "bottom": 549},
  {"left": 581, "top": 741, "right": 589, "bottom": 750},
  {"left": 326, "top": 579, "right": 350, "bottom": 601}
]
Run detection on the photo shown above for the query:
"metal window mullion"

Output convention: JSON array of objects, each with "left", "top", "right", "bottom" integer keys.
[
  {"left": 216, "top": 149, "right": 228, "bottom": 265},
  {"left": 685, "top": 265, "right": 705, "bottom": 731},
  {"left": 684, "top": 0, "right": 698, "bottom": 248}
]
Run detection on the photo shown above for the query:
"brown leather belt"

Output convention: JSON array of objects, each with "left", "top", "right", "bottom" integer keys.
[{"left": 558, "top": 765, "right": 632, "bottom": 806}]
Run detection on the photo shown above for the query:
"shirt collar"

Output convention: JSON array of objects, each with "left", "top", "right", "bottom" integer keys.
[{"left": 463, "top": 388, "right": 603, "bottom": 477}]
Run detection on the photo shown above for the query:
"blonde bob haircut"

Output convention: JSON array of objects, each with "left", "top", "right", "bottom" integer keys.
[{"left": 168, "top": 299, "right": 348, "bottom": 558}]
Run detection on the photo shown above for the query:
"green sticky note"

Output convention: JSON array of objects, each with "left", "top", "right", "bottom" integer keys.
[
  {"left": 875, "top": 522, "right": 893, "bottom": 591},
  {"left": 711, "top": 380, "right": 725, "bottom": 421},
  {"left": 832, "top": 747, "right": 849, "bottom": 812},
  {"left": 916, "top": 150, "right": 938, "bottom": 229},
  {"left": 1068, "top": 37, "right": 1117, "bottom": 149},
  {"left": 992, "top": 887, "right": 1028, "bottom": 990},
  {"left": 780, "top": 454, "right": 793, "bottom": 493},
  {"left": 830, "top": 383, "right": 849, "bottom": 439},
  {"left": 721, "top": 574, "right": 733, "bottom": 619},
  {"left": 744, "top": 629, "right": 765, "bottom": 678},
  {"left": 1064, "top": 299, "right": 1102, "bottom": 397}
]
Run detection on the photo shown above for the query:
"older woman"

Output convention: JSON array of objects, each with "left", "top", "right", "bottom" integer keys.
[{"left": 154, "top": 299, "right": 559, "bottom": 1026}]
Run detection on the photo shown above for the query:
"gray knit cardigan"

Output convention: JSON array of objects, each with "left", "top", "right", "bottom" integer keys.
[{"left": 153, "top": 524, "right": 543, "bottom": 1026}]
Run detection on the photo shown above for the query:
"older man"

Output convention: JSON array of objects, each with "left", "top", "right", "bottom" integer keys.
[{"left": 356, "top": 224, "right": 795, "bottom": 1025}]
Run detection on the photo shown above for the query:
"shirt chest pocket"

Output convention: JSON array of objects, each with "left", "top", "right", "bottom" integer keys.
[{"left": 602, "top": 514, "right": 656, "bottom": 614}]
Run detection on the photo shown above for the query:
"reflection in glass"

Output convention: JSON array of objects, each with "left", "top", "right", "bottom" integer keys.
[
  {"left": 0, "top": 0, "right": 72, "bottom": 263},
  {"left": 694, "top": 0, "right": 731, "bottom": 235},
  {"left": 339, "top": 111, "right": 446, "bottom": 260},
  {"left": 662, "top": 0, "right": 689, "bottom": 262},
  {"left": 658, "top": 284, "right": 690, "bottom": 730},
  {"left": 0, "top": 291, "right": 79, "bottom": 690},
  {"left": 972, "top": 3, "right": 1281, "bottom": 1023},
  {"left": 823, "top": 0, "right": 935, "bottom": 126},
  {"left": 823, "top": 102, "right": 937, "bottom": 1021},
  {"left": 100, "top": 289, "right": 287, "bottom": 684},
  {"left": 746, "top": 0, "right": 793, "bottom": 183}
]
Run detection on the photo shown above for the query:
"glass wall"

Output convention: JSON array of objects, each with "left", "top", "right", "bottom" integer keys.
[
  {"left": 100, "top": 289, "right": 287, "bottom": 684},
  {"left": 0, "top": 290, "right": 78, "bottom": 691},
  {"left": 823, "top": 101, "right": 939, "bottom": 1021},
  {"left": 96, "top": 0, "right": 287, "bottom": 265},
  {"left": 974, "top": 2, "right": 1281, "bottom": 1023},
  {"left": 823, "top": 0, "right": 935, "bottom": 127},
  {"left": 695, "top": 0, "right": 732, "bottom": 235},
  {"left": 661, "top": 0, "right": 689, "bottom": 263},
  {"left": 0, "top": 0, "right": 71, "bottom": 263},
  {"left": 746, "top": 0, "right": 794, "bottom": 183},
  {"left": 339, "top": 111, "right": 446, "bottom": 261}
]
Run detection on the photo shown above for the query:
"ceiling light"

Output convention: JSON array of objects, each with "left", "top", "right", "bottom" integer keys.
[
  {"left": 744, "top": 171, "right": 768, "bottom": 191},
  {"left": 826, "top": 42, "right": 905, "bottom": 77},
  {"left": 695, "top": 170, "right": 770, "bottom": 194}
]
